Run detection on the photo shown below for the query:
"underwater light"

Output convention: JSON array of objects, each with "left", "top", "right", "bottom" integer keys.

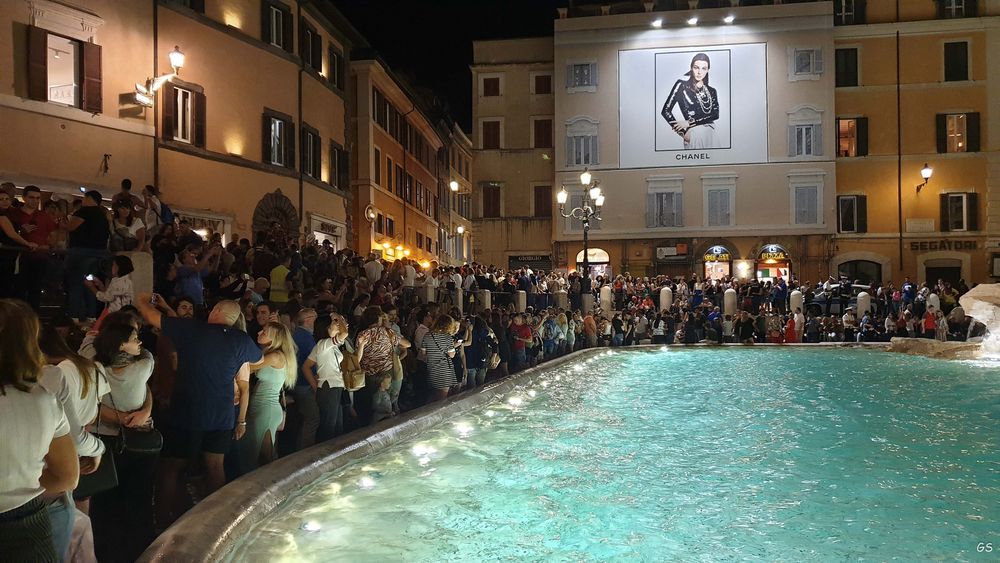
[{"left": 301, "top": 521, "right": 321, "bottom": 532}]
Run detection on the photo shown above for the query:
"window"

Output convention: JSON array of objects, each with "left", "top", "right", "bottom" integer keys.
[
  {"left": 938, "top": 0, "right": 975, "bottom": 18},
  {"left": 533, "top": 186, "right": 552, "bottom": 218},
  {"left": 385, "top": 217, "right": 395, "bottom": 237},
  {"left": 374, "top": 213, "right": 384, "bottom": 234},
  {"left": 301, "top": 127, "right": 320, "bottom": 179},
  {"left": 565, "top": 116, "right": 599, "bottom": 167},
  {"left": 532, "top": 118, "right": 553, "bottom": 149},
  {"left": 331, "top": 142, "right": 349, "bottom": 189},
  {"left": 834, "top": 0, "right": 865, "bottom": 25},
  {"left": 416, "top": 181, "right": 424, "bottom": 212},
  {"left": 386, "top": 156, "right": 393, "bottom": 191},
  {"left": 300, "top": 20, "right": 321, "bottom": 72},
  {"left": 788, "top": 106, "right": 823, "bottom": 157},
  {"left": 404, "top": 174, "right": 413, "bottom": 204},
  {"left": 835, "top": 48, "right": 859, "bottom": 87},
  {"left": 646, "top": 191, "right": 682, "bottom": 228},
  {"left": 395, "top": 164, "right": 404, "bottom": 199},
  {"left": 837, "top": 195, "right": 867, "bottom": 233},
  {"left": 482, "top": 77, "right": 500, "bottom": 97},
  {"left": 262, "top": 1, "right": 292, "bottom": 52},
  {"left": 173, "top": 87, "right": 192, "bottom": 143},
  {"left": 328, "top": 46, "right": 345, "bottom": 89},
  {"left": 27, "top": 26, "right": 103, "bottom": 113},
  {"left": 533, "top": 73, "right": 552, "bottom": 95},
  {"left": 940, "top": 192, "right": 978, "bottom": 232},
  {"left": 482, "top": 182, "right": 502, "bottom": 218},
  {"left": 837, "top": 117, "right": 868, "bottom": 157},
  {"left": 482, "top": 120, "right": 501, "bottom": 149},
  {"left": 416, "top": 232, "right": 425, "bottom": 250},
  {"left": 937, "top": 113, "right": 980, "bottom": 153},
  {"left": 944, "top": 41, "right": 969, "bottom": 82},
  {"left": 263, "top": 110, "right": 294, "bottom": 168},
  {"left": 566, "top": 62, "right": 597, "bottom": 91},
  {"left": 706, "top": 189, "right": 731, "bottom": 227},
  {"left": 373, "top": 147, "right": 381, "bottom": 186},
  {"left": 793, "top": 186, "right": 819, "bottom": 225},
  {"left": 792, "top": 48, "right": 823, "bottom": 76}
]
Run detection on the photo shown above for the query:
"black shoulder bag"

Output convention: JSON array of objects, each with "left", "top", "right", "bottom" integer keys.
[{"left": 73, "top": 367, "right": 119, "bottom": 499}]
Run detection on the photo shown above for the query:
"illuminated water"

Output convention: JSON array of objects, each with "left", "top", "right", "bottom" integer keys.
[{"left": 228, "top": 349, "right": 1000, "bottom": 561}]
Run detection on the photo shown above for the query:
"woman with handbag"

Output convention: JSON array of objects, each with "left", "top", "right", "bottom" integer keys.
[
  {"left": 90, "top": 316, "right": 157, "bottom": 563},
  {"left": 239, "top": 321, "right": 297, "bottom": 471},
  {"left": 354, "top": 306, "right": 410, "bottom": 424},
  {"left": 422, "top": 315, "right": 461, "bottom": 404},
  {"left": 38, "top": 326, "right": 107, "bottom": 560},
  {"left": 464, "top": 315, "right": 496, "bottom": 389},
  {"left": 302, "top": 313, "right": 350, "bottom": 442},
  {"left": 0, "top": 300, "right": 80, "bottom": 562}
]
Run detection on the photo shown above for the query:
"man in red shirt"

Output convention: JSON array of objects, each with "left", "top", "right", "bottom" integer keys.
[
  {"left": 510, "top": 313, "right": 534, "bottom": 373},
  {"left": 12, "top": 186, "right": 57, "bottom": 309}
]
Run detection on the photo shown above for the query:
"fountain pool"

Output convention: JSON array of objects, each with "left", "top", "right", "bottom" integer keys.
[{"left": 212, "top": 347, "right": 999, "bottom": 562}]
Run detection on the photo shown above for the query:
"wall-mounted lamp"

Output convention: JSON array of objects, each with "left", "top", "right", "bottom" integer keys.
[
  {"left": 916, "top": 163, "right": 933, "bottom": 192},
  {"left": 449, "top": 180, "right": 459, "bottom": 192},
  {"left": 364, "top": 204, "right": 377, "bottom": 223},
  {"left": 168, "top": 46, "right": 185, "bottom": 74},
  {"left": 456, "top": 225, "right": 465, "bottom": 234}
]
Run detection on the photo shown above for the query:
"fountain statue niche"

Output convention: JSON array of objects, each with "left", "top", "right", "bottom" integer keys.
[{"left": 887, "top": 284, "right": 996, "bottom": 360}]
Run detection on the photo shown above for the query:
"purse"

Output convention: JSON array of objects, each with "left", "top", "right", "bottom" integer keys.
[
  {"left": 74, "top": 368, "right": 118, "bottom": 499},
  {"left": 341, "top": 348, "right": 366, "bottom": 391}
]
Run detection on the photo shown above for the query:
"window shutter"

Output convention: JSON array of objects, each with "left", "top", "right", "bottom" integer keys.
[
  {"left": 81, "top": 41, "right": 103, "bottom": 113},
  {"left": 193, "top": 91, "right": 206, "bottom": 147},
  {"left": 161, "top": 82, "right": 176, "bottom": 140},
  {"left": 299, "top": 18, "right": 307, "bottom": 62},
  {"left": 338, "top": 149, "right": 349, "bottom": 189},
  {"left": 284, "top": 121, "right": 295, "bottom": 169},
  {"left": 566, "top": 136, "right": 575, "bottom": 166},
  {"left": 591, "top": 135, "right": 600, "bottom": 164},
  {"left": 813, "top": 124, "right": 823, "bottom": 155},
  {"left": 566, "top": 65, "right": 574, "bottom": 88},
  {"left": 311, "top": 30, "right": 322, "bottom": 71},
  {"left": 836, "top": 196, "right": 844, "bottom": 232},
  {"left": 646, "top": 193, "right": 657, "bottom": 227},
  {"left": 936, "top": 0, "right": 945, "bottom": 18},
  {"left": 788, "top": 126, "right": 797, "bottom": 157},
  {"left": 966, "top": 192, "right": 979, "bottom": 231},
  {"left": 590, "top": 62, "right": 598, "bottom": 86},
  {"left": 857, "top": 195, "right": 868, "bottom": 233},
  {"left": 935, "top": 114, "right": 947, "bottom": 153},
  {"left": 856, "top": 117, "right": 869, "bottom": 156},
  {"left": 27, "top": 25, "right": 48, "bottom": 101},
  {"left": 967, "top": 0, "right": 978, "bottom": 16},
  {"left": 855, "top": 0, "right": 867, "bottom": 23},
  {"left": 939, "top": 194, "right": 950, "bottom": 232},
  {"left": 674, "top": 192, "right": 683, "bottom": 227},
  {"left": 261, "top": 114, "right": 271, "bottom": 162},
  {"left": 813, "top": 49, "right": 824, "bottom": 74},
  {"left": 261, "top": 3, "right": 272, "bottom": 44},
  {"left": 966, "top": 112, "right": 980, "bottom": 152},
  {"left": 189, "top": 0, "right": 205, "bottom": 12},
  {"left": 282, "top": 9, "right": 293, "bottom": 53}
]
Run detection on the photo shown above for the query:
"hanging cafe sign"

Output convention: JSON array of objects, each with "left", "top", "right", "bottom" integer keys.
[
  {"left": 757, "top": 244, "right": 789, "bottom": 261},
  {"left": 703, "top": 246, "right": 732, "bottom": 263}
]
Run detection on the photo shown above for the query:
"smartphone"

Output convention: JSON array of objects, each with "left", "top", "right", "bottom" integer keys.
[
  {"left": 85, "top": 274, "right": 96, "bottom": 281},
  {"left": 150, "top": 295, "right": 158, "bottom": 305}
]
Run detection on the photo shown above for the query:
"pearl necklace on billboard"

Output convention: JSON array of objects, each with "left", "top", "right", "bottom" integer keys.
[{"left": 694, "top": 84, "right": 713, "bottom": 113}]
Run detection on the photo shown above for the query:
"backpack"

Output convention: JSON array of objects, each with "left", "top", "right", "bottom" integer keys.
[{"left": 159, "top": 201, "right": 175, "bottom": 225}]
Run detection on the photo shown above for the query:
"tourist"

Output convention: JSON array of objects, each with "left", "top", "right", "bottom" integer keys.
[
  {"left": 509, "top": 314, "right": 533, "bottom": 371},
  {"left": 269, "top": 254, "right": 293, "bottom": 306},
  {"left": 109, "top": 178, "right": 142, "bottom": 212},
  {"left": 422, "top": 314, "right": 460, "bottom": 403},
  {"left": 65, "top": 190, "right": 111, "bottom": 321},
  {"left": 0, "top": 300, "right": 79, "bottom": 561},
  {"left": 12, "top": 186, "right": 58, "bottom": 309},
  {"left": 175, "top": 244, "right": 222, "bottom": 308},
  {"left": 355, "top": 306, "right": 409, "bottom": 423},
  {"left": 86, "top": 254, "right": 135, "bottom": 314},
  {"left": 302, "top": 312, "right": 350, "bottom": 443},
  {"left": 109, "top": 200, "right": 146, "bottom": 252},
  {"left": 90, "top": 315, "right": 156, "bottom": 562},
  {"left": 290, "top": 308, "right": 319, "bottom": 449},
  {"left": 734, "top": 310, "right": 756, "bottom": 344},
  {"left": 240, "top": 321, "right": 297, "bottom": 471},
  {"left": 0, "top": 190, "right": 40, "bottom": 298},
  {"left": 141, "top": 185, "right": 167, "bottom": 236},
  {"left": 132, "top": 296, "right": 264, "bottom": 528}
]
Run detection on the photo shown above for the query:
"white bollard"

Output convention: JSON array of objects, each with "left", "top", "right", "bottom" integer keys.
[
  {"left": 927, "top": 292, "right": 940, "bottom": 313},
  {"left": 554, "top": 290, "right": 568, "bottom": 310},
  {"left": 724, "top": 288, "right": 737, "bottom": 316},
  {"left": 600, "top": 285, "right": 613, "bottom": 312},
  {"left": 582, "top": 293, "right": 595, "bottom": 312},
  {"left": 122, "top": 251, "right": 153, "bottom": 295},
  {"left": 660, "top": 287, "right": 672, "bottom": 311},
  {"left": 479, "top": 290, "right": 491, "bottom": 311},
  {"left": 789, "top": 290, "right": 803, "bottom": 315},
  {"left": 420, "top": 285, "right": 435, "bottom": 304},
  {"left": 455, "top": 288, "right": 464, "bottom": 315},
  {"left": 515, "top": 290, "right": 527, "bottom": 312},
  {"left": 857, "top": 291, "right": 871, "bottom": 316}
]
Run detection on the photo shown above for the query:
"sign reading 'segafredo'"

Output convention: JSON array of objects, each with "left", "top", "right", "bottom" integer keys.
[{"left": 909, "top": 240, "right": 977, "bottom": 251}]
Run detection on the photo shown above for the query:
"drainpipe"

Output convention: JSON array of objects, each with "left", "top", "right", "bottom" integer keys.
[
  {"left": 896, "top": 29, "right": 903, "bottom": 271},
  {"left": 400, "top": 105, "right": 416, "bottom": 252},
  {"left": 152, "top": 0, "right": 158, "bottom": 190},
  {"left": 297, "top": 1, "right": 305, "bottom": 235}
]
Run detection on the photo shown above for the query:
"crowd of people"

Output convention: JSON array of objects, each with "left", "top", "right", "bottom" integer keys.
[{"left": 0, "top": 178, "right": 988, "bottom": 562}]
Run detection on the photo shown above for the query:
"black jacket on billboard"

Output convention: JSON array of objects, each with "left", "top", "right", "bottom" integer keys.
[{"left": 660, "top": 80, "right": 719, "bottom": 130}]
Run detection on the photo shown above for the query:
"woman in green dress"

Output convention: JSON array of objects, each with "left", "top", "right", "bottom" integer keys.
[{"left": 240, "top": 321, "right": 297, "bottom": 471}]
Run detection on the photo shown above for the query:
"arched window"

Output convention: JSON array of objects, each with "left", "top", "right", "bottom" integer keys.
[{"left": 575, "top": 247, "right": 610, "bottom": 264}]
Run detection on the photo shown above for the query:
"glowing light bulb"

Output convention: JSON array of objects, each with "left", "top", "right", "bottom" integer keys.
[
  {"left": 359, "top": 476, "right": 376, "bottom": 490},
  {"left": 528, "top": 390, "right": 537, "bottom": 398},
  {"left": 660, "top": 346, "right": 669, "bottom": 352},
  {"left": 508, "top": 397, "right": 523, "bottom": 407},
  {"left": 301, "top": 520, "right": 321, "bottom": 532},
  {"left": 485, "top": 410, "right": 496, "bottom": 417},
  {"left": 455, "top": 422, "right": 473, "bottom": 437},
  {"left": 574, "top": 365, "right": 584, "bottom": 372}
]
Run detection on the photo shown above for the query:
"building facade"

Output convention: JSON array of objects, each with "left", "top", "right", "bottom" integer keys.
[
  {"left": 471, "top": 37, "right": 556, "bottom": 272},
  {"left": 1, "top": 0, "right": 360, "bottom": 246},
  {"left": 830, "top": 0, "right": 1000, "bottom": 287},
  {"left": 472, "top": 0, "right": 1000, "bottom": 286},
  {"left": 442, "top": 123, "right": 474, "bottom": 266}
]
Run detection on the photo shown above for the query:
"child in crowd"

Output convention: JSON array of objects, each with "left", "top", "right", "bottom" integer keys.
[
  {"left": 85, "top": 255, "right": 134, "bottom": 313},
  {"left": 371, "top": 372, "right": 394, "bottom": 423}
]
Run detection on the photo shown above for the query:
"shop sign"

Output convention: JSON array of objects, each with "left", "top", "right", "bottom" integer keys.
[
  {"left": 703, "top": 245, "right": 731, "bottom": 262},
  {"left": 909, "top": 240, "right": 977, "bottom": 251},
  {"left": 757, "top": 244, "right": 788, "bottom": 261},
  {"left": 513, "top": 255, "right": 549, "bottom": 262},
  {"left": 316, "top": 221, "right": 340, "bottom": 235}
]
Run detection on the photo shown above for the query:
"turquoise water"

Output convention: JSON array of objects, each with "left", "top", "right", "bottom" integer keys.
[{"left": 228, "top": 348, "right": 1000, "bottom": 562}]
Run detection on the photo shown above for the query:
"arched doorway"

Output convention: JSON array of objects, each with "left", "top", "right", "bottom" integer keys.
[
  {"left": 252, "top": 190, "right": 300, "bottom": 244},
  {"left": 755, "top": 244, "right": 791, "bottom": 282},
  {"left": 576, "top": 247, "right": 612, "bottom": 280},
  {"left": 702, "top": 245, "right": 734, "bottom": 280}
]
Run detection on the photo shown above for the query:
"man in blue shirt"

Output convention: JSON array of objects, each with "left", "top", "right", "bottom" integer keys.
[
  {"left": 134, "top": 293, "right": 263, "bottom": 528},
  {"left": 291, "top": 308, "right": 319, "bottom": 450}
]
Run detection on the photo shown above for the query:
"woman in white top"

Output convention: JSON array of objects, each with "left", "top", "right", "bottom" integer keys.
[
  {"left": 303, "top": 313, "right": 351, "bottom": 441},
  {"left": 110, "top": 200, "right": 147, "bottom": 252},
  {"left": 0, "top": 300, "right": 79, "bottom": 561},
  {"left": 89, "top": 313, "right": 156, "bottom": 562}
]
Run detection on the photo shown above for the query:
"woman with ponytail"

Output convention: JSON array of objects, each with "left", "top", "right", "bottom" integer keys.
[{"left": 239, "top": 321, "right": 297, "bottom": 471}]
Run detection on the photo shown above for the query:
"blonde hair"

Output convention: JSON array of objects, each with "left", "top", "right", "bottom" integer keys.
[
  {"left": 432, "top": 314, "right": 457, "bottom": 335},
  {"left": 262, "top": 321, "right": 298, "bottom": 388},
  {"left": 0, "top": 300, "right": 44, "bottom": 394}
]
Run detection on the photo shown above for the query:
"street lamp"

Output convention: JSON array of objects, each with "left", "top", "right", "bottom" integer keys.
[
  {"left": 134, "top": 44, "right": 185, "bottom": 107},
  {"left": 168, "top": 46, "right": 185, "bottom": 74},
  {"left": 558, "top": 170, "right": 604, "bottom": 294},
  {"left": 456, "top": 225, "right": 465, "bottom": 234},
  {"left": 916, "top": 163, "right": 933, "bottom": 192},
  {"left": 449, "top": 180, "right": 459, "bottom": 192}
]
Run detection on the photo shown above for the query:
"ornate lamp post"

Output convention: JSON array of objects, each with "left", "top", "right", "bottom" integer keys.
[{"left": 557, "top": 168, "right": 604, "bottom": 294}]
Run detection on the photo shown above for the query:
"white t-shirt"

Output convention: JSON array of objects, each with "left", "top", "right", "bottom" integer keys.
[
  {"left": 98, "top": 350, "right": 154, "bottom": 436},
  {"left": 363, "top": 260, "right": 384, "bottom": 284},
  {"left": 307, "top": 338, "right": 346, "bottom": 388},
  {"left": 403, "top": 265, "right": 416, "bottom": 287},
  {"left": 39, "top": 361, "right": 108, "bottom": 458},
  {"left": 0, "top": 384, "right": 71, "bottom": 512}
]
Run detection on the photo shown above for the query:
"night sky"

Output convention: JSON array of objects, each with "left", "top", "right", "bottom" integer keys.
[{"left": 332, "top": 0, "right": 559, "bottom": 131}]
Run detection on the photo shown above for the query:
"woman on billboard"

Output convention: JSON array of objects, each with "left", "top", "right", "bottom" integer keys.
[{"left": 661, "top": 53, "right": 719, "bottom": 149}]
